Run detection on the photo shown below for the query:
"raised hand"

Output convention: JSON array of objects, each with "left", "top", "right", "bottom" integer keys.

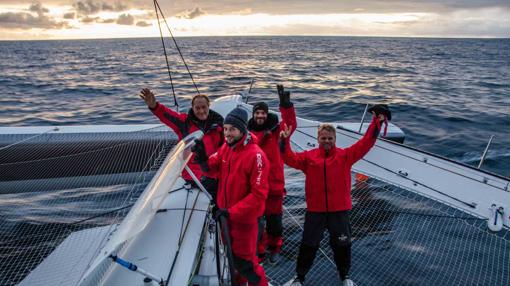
[
  {"left": 276, "top": 84, "right": 292, "bottom": 107},
  {"left": 139, "top": 88, "right": 157, "bottom": 109},
  {"left": 279, "top": 123, "right": 293, "bottom": 139}
]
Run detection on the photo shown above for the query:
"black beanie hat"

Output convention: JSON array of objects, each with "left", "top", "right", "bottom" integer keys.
[
  {"left": 224, "top": 107, "right": 248, "bottom": 134},
  {"left": 252, "top": 102, "right": 269, "bottom": 114}
]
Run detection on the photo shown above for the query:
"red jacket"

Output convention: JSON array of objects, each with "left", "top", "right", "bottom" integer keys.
[
  {"left": 150, "top": 102, "right": 224, "bottom": 180},
  {"left": 248, "top": 106, "right": 296, "bottom": 194},
  {"left": 283, "top": 117, "right": 380, "bottom": 212},
  {"left": 207, "top": 132, "right": 270, "bottom": 224}
]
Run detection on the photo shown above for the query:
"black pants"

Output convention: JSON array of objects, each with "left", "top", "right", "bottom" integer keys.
[
  {"left": 296, "top": 211, "right": 352, "bottom": 281},
  {"left": 186, "top": 176, "right": 218, "bottom": 204}
]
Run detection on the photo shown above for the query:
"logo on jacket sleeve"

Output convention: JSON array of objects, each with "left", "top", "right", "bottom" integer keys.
[{"left": 256, "top": 153, "right": 263, "bottom": 185}]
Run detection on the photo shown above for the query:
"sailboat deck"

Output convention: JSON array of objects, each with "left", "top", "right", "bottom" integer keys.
[{"left": 267, "top": 169, "right": 510, "bottom": 285}]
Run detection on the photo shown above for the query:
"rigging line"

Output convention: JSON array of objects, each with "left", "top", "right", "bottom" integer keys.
[
  {"left": 0, "top": 132, "right": 173, "bottom": 166},
  {"left": 0, "top": 127, "right": 58, "bottom": 151},
  {"left": 153, "top": 0, "right": 178, "bottom": 109},
  {"left": 290, "top": 130, "right": 477, "bottom": 208},
  {"left": 154, "top": 0, "right": 201, "bottom": 95},
  {"left": 336, "top": 127, "right": 509, "bottom": 191},
  {"left": 165, "top": 188, "right": 204, "bottom": 286}
]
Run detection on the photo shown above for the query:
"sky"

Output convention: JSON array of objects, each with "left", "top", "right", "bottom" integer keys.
[{"left": 0, "top": 0, "right": 509, "bottom": 40}]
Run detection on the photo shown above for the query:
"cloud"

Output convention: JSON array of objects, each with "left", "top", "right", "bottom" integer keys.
[
  {"left": 136, "top": 20, "right": 151, "bottom": 27},
  {"left": 74, "top": 0, "right": 129, "bottom": 16},
  {"left": 116, "top": 13, "right": 134, "bottom": 25},
  {"left": 75, "top": 1, "right": 100, "bottom": 15},
  {"left": 80, "top": 16, "right": 99, "bottom": 23},
  {"left": 178, "top": 7, "right": 207, "bottom": 19},
  {"left": 98, "top": 18, "right": 116, "bottom": 23},
  {"left": 63, "top": 12, "right": 76, "bottom": 19},
  {"left": 28, "top": 2, "right": 49, "bottom": 14},
  {"left": 102, "top": 2, "right": 128, "bottom": 12},
  {"left": 0, "top": 2, "right": 70, "bottom": 29},
  {"left": 147, "top": 0, "right": 510, "bottom": 15}
]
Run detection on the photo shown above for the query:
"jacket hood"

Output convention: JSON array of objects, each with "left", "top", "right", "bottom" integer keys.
[{"left": 248, "top": 112, "right": 279, "bottom": 132}]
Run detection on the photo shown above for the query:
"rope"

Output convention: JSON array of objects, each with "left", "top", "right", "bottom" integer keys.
[
  {"left": 153, "top": 0, "right": 201, "bottom": 96},
  {"left": 0, "top": 127, "right": 58, "bottom": 151},
  {"left": 153, "top": 0, "right": 178, "bottom": 109}
]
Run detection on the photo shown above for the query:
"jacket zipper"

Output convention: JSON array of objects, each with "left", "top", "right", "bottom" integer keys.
[
  {"left": 224, "top": 152, "right": 231, "bottom": 208},
  {"left": 324, "top": 158, "right": 329, "bottom": 212}
]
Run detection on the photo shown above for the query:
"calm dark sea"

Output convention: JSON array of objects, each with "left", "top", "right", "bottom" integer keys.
[{"left": 0, "top": 36, "right": 509, "bottom": 176}]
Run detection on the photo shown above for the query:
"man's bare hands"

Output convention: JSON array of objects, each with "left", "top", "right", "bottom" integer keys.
[
  {"left": 140, "top": 88, "right": 157, "bottom": 109},
  {"left": 280, "top": 123, "right": 293, "bottom": 139}
]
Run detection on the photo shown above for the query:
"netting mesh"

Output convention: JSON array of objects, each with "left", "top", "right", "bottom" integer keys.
[
  {"left": 1, "top": 130, "right": 510, "bottom": 286},
  {"left": 265, "top": 144, "right": 510, "bottom": 286},
  {"left": 0, "top": 126, "right": 177, "bottom": 286}
]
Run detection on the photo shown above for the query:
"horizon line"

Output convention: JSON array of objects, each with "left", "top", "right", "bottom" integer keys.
[{"left": 1, "top": 34, "right": 509, "bottom": 42}]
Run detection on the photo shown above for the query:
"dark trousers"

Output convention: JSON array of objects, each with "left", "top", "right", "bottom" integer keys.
[{"left": 296, "top": 211, "right": 352, "bottom": 281}]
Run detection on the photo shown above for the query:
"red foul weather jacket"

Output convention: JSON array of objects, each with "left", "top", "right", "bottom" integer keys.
[
  {"left": 283, "top": 117, "right": 381, "bottom": 212},
  {"left": 247, "top": 106, "right": 296, "bottom": 194},
  {"left": 207, "top": 132, "right": 270, "bottom": 224},
  {"left": 150, "top": 102, "right": 224, "bottom": 180}
]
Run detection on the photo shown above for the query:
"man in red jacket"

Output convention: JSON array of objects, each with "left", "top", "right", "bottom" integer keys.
[
  {"left": 248, "top": 84, "right": 296, "bottom": 264},
  {"left": 140, "top": 88, "right": 223, "bottom": 201},
  {"left": 194, "top": 107, "right": 270, "bottom": 286},
  {"left": 281, "top": 105, "right": 390, "bottom": 286}
]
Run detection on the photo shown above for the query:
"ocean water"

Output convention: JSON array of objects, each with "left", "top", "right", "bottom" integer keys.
[
  {"left": 0, "top": 36, "right": 509, "bottom": 285},
  {"left": 1, "top": 36, "right": 508, "bottom": 177}
]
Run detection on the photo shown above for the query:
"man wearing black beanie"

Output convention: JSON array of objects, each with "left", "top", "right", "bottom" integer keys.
[
  {"left": 248, "top": 84, "right": 297, "bottom": 265},
  {"left": 194, "top": 107, "right": 271, "bottom": 286},
  {"left": 224, "top": 107, "right": 249, "bottom": 137}
]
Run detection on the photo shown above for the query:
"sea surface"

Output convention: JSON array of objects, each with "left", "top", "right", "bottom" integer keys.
[
  {"left": 0, "top": 36, "right": 509, "bottom": 285},
  {"left": 1, "top": 36, "right": 509, "bottom": 176}
]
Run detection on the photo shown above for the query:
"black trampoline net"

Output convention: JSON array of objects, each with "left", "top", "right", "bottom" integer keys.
[
  {"left": 266, "top": 167, "right": 510, "bottom": 286},
  {"left": 1, "top": 129, "right": 509, "bottom": 286},
  {"left": 0, "top": 126, "right": 177, "bottom": 286}
]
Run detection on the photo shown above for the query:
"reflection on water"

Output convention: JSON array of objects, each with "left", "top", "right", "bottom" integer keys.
[{"left": 0, "top": 37, "right": 508, "bottom": 176}]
